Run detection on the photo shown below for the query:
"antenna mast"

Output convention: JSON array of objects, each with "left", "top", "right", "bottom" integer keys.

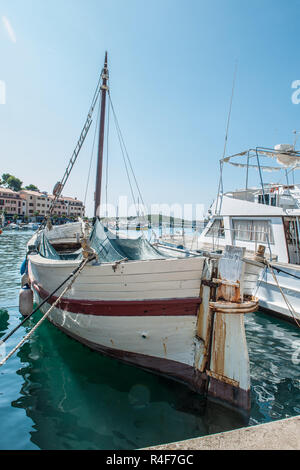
[{"left": 216, "top": 61, "right": 238, "bottom": 215}]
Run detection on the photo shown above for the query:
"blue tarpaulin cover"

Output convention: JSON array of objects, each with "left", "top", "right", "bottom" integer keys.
[{"left": 38, "top": 220, "right": 177, "bottom": 262}]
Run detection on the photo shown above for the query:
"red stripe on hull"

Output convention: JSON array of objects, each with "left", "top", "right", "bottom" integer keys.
[{"left": 31, "top": 281, "right": 201, "bottom": 316}]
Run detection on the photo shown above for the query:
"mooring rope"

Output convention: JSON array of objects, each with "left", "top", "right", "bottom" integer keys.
[
  {"left": 1, "top": 257, "right": 92, "bottom": 345},
  {"left": 0, "top": 257, "right": 90, "bottom": 367}
]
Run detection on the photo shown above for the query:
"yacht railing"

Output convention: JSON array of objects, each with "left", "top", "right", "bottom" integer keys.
[
  {"left": 158, "top": 225, "right": 275, "bottom": 259},
  {"left": 216, "top": 146, "right": 300, "bottom": 214},
  {"left": 208, "top": 226, "right": 274, "bottom": 260}
]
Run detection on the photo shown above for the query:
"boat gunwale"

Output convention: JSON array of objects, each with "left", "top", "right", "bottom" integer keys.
[{"left": 27, "top": 252, "right": 206, "bottom": 269}]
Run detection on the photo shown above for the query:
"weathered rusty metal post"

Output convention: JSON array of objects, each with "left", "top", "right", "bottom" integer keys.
[{"left": 195, "top": 246, "right": 260, "bottom": 412}]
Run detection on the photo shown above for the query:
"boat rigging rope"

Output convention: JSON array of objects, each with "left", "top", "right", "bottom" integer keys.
[
  {"left": 0, "top": 257, "right": 93, "bottom": 359},
  {"left": 109, "top": 93, "right": 138, "bottom": 212},
  {"left": 108, "top": 91, "right": 147, "bottom": 222},
  {"left": 84, "top": 96, "right": 101, "bottom": 207},
  {"left": 254, "top": 265, "right": 267, "bottom": 297},
  {"left": 39, "top": 73, "right": 103, "bottom": 227},
  {"left": 0, "top": 257, "right": 91, "bottom": 366},
  {"left": 216, "top": 62, "right": 238, "bottom": 216},
  {"left": 105, "top": 85, "right": 110, "bottom": 218}
]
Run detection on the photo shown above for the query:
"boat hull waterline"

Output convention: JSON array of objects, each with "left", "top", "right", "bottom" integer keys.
[
  {"left": 29, "top": 255, "right": 207, "bottom": 392},
  {"left": 27, "top": 251, "right": 254, "bottom": 413}
]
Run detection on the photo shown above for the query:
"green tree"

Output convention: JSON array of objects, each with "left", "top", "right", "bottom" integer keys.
[
  {"left": 1, "top": 174, "right": 24, "bottom": 192},
  {"left": 33, "top": 211, "right": 39, "bottom": 222},
  {"left": 8, "top": 176, "right": 22, "bottom": 191},
  {"left": 6, "top": 175, "right": 23, "bottom": 192},
  {"left": 25, "top": 184, "right": 39, "bottom": 191},
  {"left": 1, "top": 173, "right": 12, "bottom": 186}
]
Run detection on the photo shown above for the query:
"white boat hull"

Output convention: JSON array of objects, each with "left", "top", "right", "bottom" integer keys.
[
  {"left": 28, "top": 254, "right": 205, "bottom": 387},
  {"left": 34, "top": 295, "right": 200, "bottom": 386},
  {"left": 257, "top": 263, "right": 300, "bottom": 323}
]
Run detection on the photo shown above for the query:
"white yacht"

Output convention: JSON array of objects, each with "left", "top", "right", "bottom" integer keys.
[{"left": 197, "top": 145, "right": 300, "bottom": 324}]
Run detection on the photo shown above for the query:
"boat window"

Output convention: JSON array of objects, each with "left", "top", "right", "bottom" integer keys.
[
  {"left": 232, "top": 219, "right": 274, "bottom": 244},
  {"left": 283, "top": 217, "right": 300, "bottom": 264},
  {"left": 258, "top": 194, "right": 270, "bottom": 205},
  {"left": 205, "top": 219, "right": 225, "bottom": 238}
]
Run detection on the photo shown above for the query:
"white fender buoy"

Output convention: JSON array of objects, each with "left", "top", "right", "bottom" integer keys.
[
  {"left": 21, "top": 273, "right": 30, "bottom": 287},
  {"left": 19, "top": 284, "right": 33, "bottom": 317}
]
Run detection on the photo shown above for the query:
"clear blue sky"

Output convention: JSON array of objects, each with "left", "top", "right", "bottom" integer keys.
[{"left": 1, "top": 0, "right": 300, "bottom": 217}]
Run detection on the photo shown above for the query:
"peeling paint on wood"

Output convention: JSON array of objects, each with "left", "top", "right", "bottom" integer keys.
[
  {"left": 201, "top": 245, "right": 253, "bottom": 411},
  {"left": 206, "top": 369, "right": 239, "bottom": 387}
]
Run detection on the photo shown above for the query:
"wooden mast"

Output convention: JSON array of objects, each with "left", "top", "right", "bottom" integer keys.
[{"left": 94, "top": 51, "right": 109, "bottom": 218}]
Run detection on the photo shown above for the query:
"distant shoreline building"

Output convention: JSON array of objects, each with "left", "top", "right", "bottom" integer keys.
[
  {"left": 0, "top": 187, "right": 26, "bottom": 217},
  {"left": 0, "top": 187, "right": 85, "bottom": 219}
]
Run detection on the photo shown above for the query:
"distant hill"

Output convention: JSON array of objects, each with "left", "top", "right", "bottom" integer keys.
[{"left": 100, "top": 214, "right": 204, "bottom": 226}]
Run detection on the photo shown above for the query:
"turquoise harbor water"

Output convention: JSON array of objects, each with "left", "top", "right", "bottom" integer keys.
[{"left": 0, "top": 231, "right": 299, "bottom": 450}]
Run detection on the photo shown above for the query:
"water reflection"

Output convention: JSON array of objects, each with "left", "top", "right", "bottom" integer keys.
[
  {"left": 0, "top": 231, "right": 31, "bottom": 301},
  {"left": 245, "top": 312, "right": 300, "bottom": 425},
  {"left": 0, "top": 310, "right": 9, "bottom": 338},
  {"left": 12, "top": 317, "right": 246, "bottom": 450}
]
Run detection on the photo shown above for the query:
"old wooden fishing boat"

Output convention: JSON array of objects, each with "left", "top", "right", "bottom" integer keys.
[{"left": 23, "top": 53, "right": 263, "bottom": 413}]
